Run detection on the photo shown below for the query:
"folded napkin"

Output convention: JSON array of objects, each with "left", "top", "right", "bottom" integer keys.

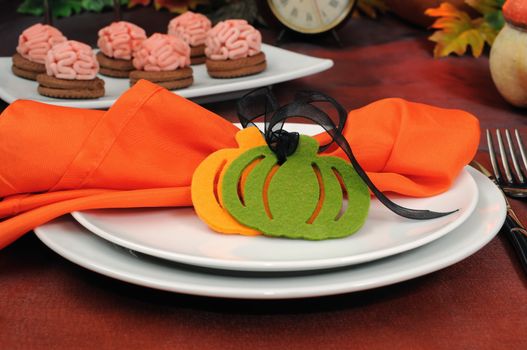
[{"left": 0, "top": 80, "right": 479, "bottom": 249}]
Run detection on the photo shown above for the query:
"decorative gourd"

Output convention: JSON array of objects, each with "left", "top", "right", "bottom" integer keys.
[
  {"left": 490, "top": 0, "right": 527, "bottom": 107},
  {"left": 191, "top": 127, "right": 264, "bottom": 235},
  {"left": 221, "top": 134, "right": 370, "bottom": 240}
]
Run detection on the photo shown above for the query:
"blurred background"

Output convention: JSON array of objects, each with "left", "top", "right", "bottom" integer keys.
[{"left": 1, "top": 0, "right": 521, "bottom": 135}]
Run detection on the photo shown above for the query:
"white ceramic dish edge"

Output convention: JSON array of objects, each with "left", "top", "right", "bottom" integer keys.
[
  {"left": 71, "top": 168, "right": 478, "bottom": 272},
  {"left": 34, "top": 168, "right": 506, "bottom": 299},
  {"left": 0, "top": 44, "right": 333, "bottom": 109}
]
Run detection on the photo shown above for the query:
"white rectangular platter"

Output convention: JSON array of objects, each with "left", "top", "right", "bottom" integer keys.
[{"left": 0, "top": 44, "right": 333, "bottom": 109}]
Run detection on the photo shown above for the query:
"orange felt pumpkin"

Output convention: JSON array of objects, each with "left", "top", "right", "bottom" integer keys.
[{"left": 191, "top": 127, "right": 265, "bottom": 235}]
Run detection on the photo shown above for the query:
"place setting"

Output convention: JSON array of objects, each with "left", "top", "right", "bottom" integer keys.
[
  {"left": 34, "top": 161, "right": 506, "bottom": 299},
  {"left": 6, "top": 1, "right": 527, "bottom": 348},
  {"left": 1, "top": 82, "right": 506, "bottom": 299},
  {"left": 0, "top": 0, "right": 513, "bottom": 300}
]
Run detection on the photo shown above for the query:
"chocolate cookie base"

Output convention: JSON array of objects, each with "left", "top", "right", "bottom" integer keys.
[
  {"left": 191, "top": 56, "right": 206, "bottom": 65},
  {"left": 96, "top": 52, "right": 134, "bottom": 78},
  {"left": 206, "top": 52, "right": 266, "bottom": 78},
  {"left": 99, "top": 67, "right": 131, "bottom": 78},
  {"left": 129, "top": 67, "right": 193, "bottom": 90},
  {"left": 190, "top": 45, "right": 206, "bottom": 65},
  {"left": 37, "top": 74, "right": 105, "bottom": 99},
  {"left": 11, "top": 53, "right": 46, "bottom": 81},
  {"left": 190, "top": 44, "right": 205, "bottom": 57}
]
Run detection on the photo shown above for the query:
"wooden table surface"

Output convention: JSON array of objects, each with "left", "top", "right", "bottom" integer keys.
[{"left": 1, "top": 3, "right": 526, "bottom": 349}]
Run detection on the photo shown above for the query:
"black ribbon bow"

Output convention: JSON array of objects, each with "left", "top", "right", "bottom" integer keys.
[{"left": 236, "top": 87, "right": 457, "bottom": 220}]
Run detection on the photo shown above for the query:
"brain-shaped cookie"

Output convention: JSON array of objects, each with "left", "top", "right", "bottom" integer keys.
[
  {"left": 168, "top": 12, "right": 211, "bottom": 47},
  {"left": 17, "top": 23, "right": 67, "bottom": 64},
  {"left": 45, "top": 40, "right": 99, "bottom": 80},
  {"left": 205, "top": 19, "right": 261, "bottom": 61},
  {"left": 98, "top": 21, "right": 146, "bottom": 60},
  {"left": 133, "top": 33, "right": 190, "bottom": 71}
]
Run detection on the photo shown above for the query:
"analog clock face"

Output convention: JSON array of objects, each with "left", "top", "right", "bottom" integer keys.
[{"left": 268, "top": 0, "right": 355, "bottom": 34}]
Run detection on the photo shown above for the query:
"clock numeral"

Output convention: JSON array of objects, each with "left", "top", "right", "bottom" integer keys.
[
  {"left": 329, "top": 0, "right": 339, "bottom": 8},
  {"left": 306, "top": 13, "right": 313, "bottom": 22},
  {"left": 291, "top": 7, "right": 298, "bottom": 17},
  {"left": 280, "top": 0, "right": 288, "bottom": 6}
]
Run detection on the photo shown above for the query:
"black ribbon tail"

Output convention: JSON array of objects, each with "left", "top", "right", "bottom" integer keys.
[
  {"left": 237, "top": 88, "right": 458, "bottom": 220},
  {"left": 334, "top": 132, "right": 458, "bottom": 220}
]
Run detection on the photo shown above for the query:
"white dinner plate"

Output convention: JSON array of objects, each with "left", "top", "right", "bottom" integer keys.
[
  {"left": 35, "top": 167, "right": 506, "bottom": 299},
  {"left": 72, "top": 112, "right": 478, "bottom": 271},
  {"left": 0, "top": 44, "right": 333, "bottom": 108},
  {"left": 73, "top": 169, "right": 477, "bottom": 272},
  {"left": 72, "top": 123, "right": 478, "bottom": 272}
]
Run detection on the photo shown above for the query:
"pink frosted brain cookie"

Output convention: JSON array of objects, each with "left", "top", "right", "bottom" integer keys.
[
  {"left": 17, "top": 23, "right": 67, "bottom": 64},
  {"left": 12, "top": 23, "right": 67, "bottom": 80},
  {"left": 97, "top": 21, "right": 147, "bottom": 78},
  {"left": 204, "top": 19, "right": 266, "bottom": 78},
  {"left": 130, "top": 33, "right": 193, "bottom": 90},
  {"left": 45, "top": 41, "right": 99, "bottom": 80},
  {"left": 37, "top": 40, "right": 105, "bottom": 99},
  {"left": 168, "top": 11, "right": 211, "bottom": 64}
]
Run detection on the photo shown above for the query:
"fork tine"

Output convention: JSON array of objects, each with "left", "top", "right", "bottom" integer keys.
[
  {"left": 515, "top": 129, "right": 527, "bottom": 172},
  {"left": 487, "top": 129, "right": 502, "bottom": 183},
  {"left": 497, "top": 129, "right": 514, "bottom": 184},
  {"left": 505, "top": 129, "right": 525, "bottom": 183}
]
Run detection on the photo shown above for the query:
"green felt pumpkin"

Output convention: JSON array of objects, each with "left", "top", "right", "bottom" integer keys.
[{"left": 221, "top": 135, "right": 370, "bottom": 240}]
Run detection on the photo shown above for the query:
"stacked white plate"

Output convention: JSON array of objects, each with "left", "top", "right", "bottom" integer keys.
[{"left": 34, "top": 124, "right": 507, "bottom": 299}]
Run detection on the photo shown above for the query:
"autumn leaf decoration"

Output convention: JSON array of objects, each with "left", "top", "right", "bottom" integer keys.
[{"left": 426, "top": 0, "right": 505, "bottom": 58}]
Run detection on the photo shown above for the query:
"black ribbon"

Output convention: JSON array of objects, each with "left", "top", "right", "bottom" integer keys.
[{"left": 236, "top": 87, "right": 457, "bottom": 220}]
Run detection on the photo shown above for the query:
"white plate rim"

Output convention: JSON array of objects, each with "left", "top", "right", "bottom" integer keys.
[
  {"left": 34, "top": 167, "right": 506, "bottom": 299},
  {"left": 71, "top": 168, "right": 478, "bottom": 272}
]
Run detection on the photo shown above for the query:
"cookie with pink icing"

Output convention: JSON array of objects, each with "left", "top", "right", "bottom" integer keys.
[
  {"left": 45, "top": 41, "right": 99, "bottom": 80},
  {"left": 97, "top": 21, "right": 147, "bottom": 78},
  {"left": 12, "top": 23, "right": 67, "bottom": 81},
  {"left": 36, "top": 40, "right": 105, "bottom": 99},
  {"left": 168, "top": 11, "right": 211, "bottom": 65},
  {"left": 204, "top": 19, "right": 266, "bottom": 78},
  {"left": 130, "top": 33, "right": 193, "bottom": 90}
]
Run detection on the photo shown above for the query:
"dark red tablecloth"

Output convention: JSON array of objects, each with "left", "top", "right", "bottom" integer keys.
[{"left": 1, "top": 4, "right": 526, "bottom": 349}]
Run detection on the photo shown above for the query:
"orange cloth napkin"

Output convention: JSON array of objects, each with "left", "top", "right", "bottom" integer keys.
[{"left": 0, "top": 80, "right": 480, "bottom": 249}]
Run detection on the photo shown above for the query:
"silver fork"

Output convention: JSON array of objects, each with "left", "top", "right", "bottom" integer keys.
[
  {"left": 482, "top": 129, "right": 527, "bottom": 275},
  {"left": 486, "top": 129, "right": 527, "bottom": 199}
]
